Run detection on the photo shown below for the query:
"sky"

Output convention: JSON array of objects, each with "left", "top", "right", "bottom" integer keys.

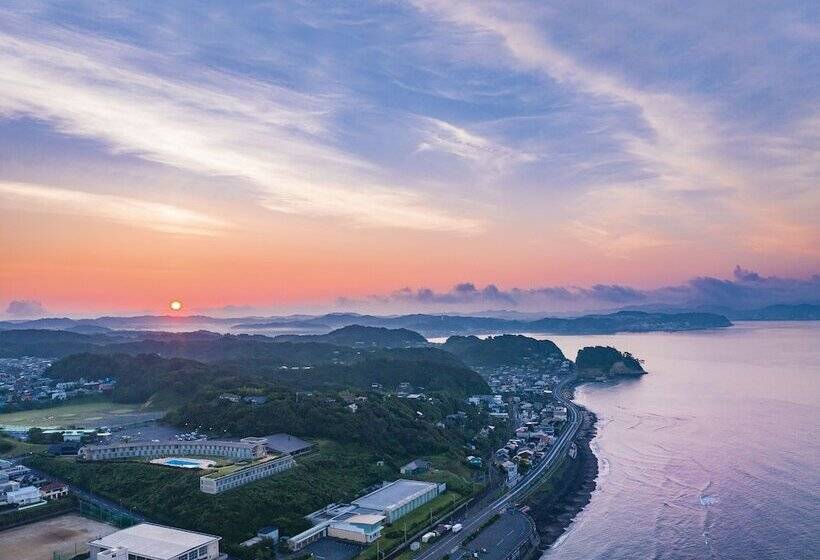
[{"left": 1, "top": 1, "right": 818, "bottom": 317}]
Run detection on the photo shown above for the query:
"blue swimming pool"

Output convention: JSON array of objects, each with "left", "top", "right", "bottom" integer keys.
[{"left": 165, "top": 458, "right": 201, "bottom": 467}]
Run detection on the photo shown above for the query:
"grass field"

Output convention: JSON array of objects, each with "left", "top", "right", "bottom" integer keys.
[{"left": 0, "top": 400, "right": 161, "bottom": 429}]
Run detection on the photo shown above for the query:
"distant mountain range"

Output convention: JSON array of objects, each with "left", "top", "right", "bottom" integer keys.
[{"left": 0, "top": 309, "right": 736, "bottom": 336}]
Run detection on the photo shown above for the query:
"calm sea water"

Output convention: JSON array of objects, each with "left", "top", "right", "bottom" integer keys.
[{"left": 540, "top": 322, "right": 820, "bottom": 560}]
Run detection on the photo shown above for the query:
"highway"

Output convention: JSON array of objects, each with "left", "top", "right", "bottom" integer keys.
[{"left": 412, "top": 376, "right": 582, "bottom": 560}]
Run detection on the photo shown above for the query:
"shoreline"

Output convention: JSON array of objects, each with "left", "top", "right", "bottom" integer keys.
[{"left": 525, "top": 384, "right": 600, "bottom": 553}]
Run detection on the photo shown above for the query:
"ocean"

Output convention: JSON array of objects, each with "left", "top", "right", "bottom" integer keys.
[{"left": 540, "top": 321, "right": 820, "bottom": 560}]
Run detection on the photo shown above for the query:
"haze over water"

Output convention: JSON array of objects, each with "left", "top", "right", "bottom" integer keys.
[{"left": 542, "top": 322, "right": 820, "bottom": 560}]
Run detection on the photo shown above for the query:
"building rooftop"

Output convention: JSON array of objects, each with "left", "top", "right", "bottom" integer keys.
[
  {"left": 346, "top": 514, "right": 386, "bottom": 525},
  {"left": 352, "top": 479, "right": 439, "bottom": 512},
  {"left": 89, "top": 523, "right": 219, "bottom": 559},
  {"left": 260, "top": 433, "right": 313, "bottom": 454}
]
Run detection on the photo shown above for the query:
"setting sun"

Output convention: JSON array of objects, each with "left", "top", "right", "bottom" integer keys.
[{"left": 169, "top": 300, "right": 183, "bottom": 311}]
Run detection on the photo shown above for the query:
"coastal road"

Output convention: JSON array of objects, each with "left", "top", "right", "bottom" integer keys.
[{"left": 412, "top": 376, "right": 582, "bottom": 560}]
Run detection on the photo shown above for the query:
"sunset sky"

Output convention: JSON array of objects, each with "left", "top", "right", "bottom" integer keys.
[{"left": 1, "top": 1, "right": 818, "bottom": 317}]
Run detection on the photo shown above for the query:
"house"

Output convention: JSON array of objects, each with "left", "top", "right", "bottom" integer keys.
[
  {"left": 257, "top": 526, "right": 279, "bottom": 541},
  {"left": 501, "top": 461, "right": 519, "bottom": 486},
  {"left": 400, "top": 459, "right": 431, "bottom": 475},
  {"left": 40, "top": 482, "right": 69, "bottom": 500},
  {"left": 466, "top": 456, "right": 482, "bottom": 468},
  {"left": 6, "top": 485, "right": 41, "bottom": 506},
  {"left": 0, "top": 479, "right": 21, "bottom": 502},
  {"left": 218, "top": 393, "right": 241, "bottom": 403},
  {"left": 242, "top": 396, "right": 267, "bottom": 405}
]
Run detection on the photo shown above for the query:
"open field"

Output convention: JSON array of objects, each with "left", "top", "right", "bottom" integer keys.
[
  {"left": 0, "top": 400, "right": 164, "bottom": 429},
  {"left": 0, "top": 513, "right": 117, "bottom": 560}
]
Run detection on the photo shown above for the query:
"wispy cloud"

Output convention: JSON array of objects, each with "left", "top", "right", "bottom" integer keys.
[
  {"left": 416, "top": 117, "right": 537, "bottom": 171},
  {"left": 408, "top": 0, "right": 819, "bottom": 255},
  {"left": 0, "top": 14, "right": 478, "bottom": 232},
  {"left": 0, "top": 181, "right": 230, "bottom": 236}
]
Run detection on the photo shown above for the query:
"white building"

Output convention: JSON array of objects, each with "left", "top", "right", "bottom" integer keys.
[
  {"left": 352, "top": 479, "right": 444, "bottom": 523},
  {"left": 97, "top": 548, "right": 127, "bottom": 560},
  {"left": 89, "top": 523, "right": 222, "bottom": 560},
  {"left": 6, "top": 485, "right": 41, "bottom": 506},
  {"left": 501, "top": 461, "right": 520, "bottom": 486},
  {"left": 327, "top": 514, "right": 384, "bottom": 544},
  {"left": 199, "top": 454, "right": 295, "bottom": 494},
  {"left": 79, "top": 440, "right": 265, "bottom": 461}
]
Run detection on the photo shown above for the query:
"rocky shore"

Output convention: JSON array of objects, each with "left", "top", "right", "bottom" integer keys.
[{"left": 525, "top": 405, "right": 599, "bottom": 550}]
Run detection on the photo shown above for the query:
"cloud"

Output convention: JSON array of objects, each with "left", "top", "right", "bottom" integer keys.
[
  {"left": 407, "top": 0, "right": 820, "bottom": 257},
  {"left": 416, "top": 117, "right": 537, "bottom": 172},
  {"left": 339, "top": 268, "right": 820, "bottom": 313},
  {"left": 0, "top": 181, "right": 231, "bottom": 236},
  {"left": 0, "top": 14, "right": 478, "bottom": 232},
  {"left": 6, "top": 299, "right": 45, "bottom": 317}
]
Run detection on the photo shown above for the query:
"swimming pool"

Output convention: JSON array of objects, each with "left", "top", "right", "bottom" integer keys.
[{"left": 149, "top": 457, "right": 215, "bottom": 469}]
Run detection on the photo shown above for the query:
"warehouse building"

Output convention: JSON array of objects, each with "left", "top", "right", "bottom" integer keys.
[
  {"left": 352, "top": 479, "right": 444, "bottom": 523},
  {"left": 79, "top": 439, "right": 265, "bottom": 461},
  {"left": 199, "top": 454, "right": 296, "bottom": 494},
  {"left": 88, "top": 523, "right": 222, "bottom": 560},
  {"left": 287, "top": 479, "right": 445, "bottom": 550}
]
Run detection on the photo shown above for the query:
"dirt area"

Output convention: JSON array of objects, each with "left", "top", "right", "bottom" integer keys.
[{"left": 0, "top": 514, "right": 117, "bottom": 560}]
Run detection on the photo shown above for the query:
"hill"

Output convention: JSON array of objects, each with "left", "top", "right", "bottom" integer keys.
[
  {"left": 0, "top": 329, "right": 102, "bottom": 358},
  {"left": 575, "top": 346, "right": 645, "bottom": 377},
  {"left": 731, "top": 304, "right": 820, "bottom": 320},
  {"left": 46, "top": 345, "right": 489, "bottom": 402},
  {"left": 273, "top": 324, "right": 428, "bottom": 347},
  {"left": 442, "top": 334, "right": 565, "bottom": 367}
]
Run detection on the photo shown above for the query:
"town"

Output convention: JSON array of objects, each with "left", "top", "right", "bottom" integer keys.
[{"left": 0, "top": 348, "right": 581, "bottom": 560}]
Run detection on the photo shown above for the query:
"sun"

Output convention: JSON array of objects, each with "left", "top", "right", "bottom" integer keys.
[{"left": 169, "top": 300, "right": 183, "bottom": 312}]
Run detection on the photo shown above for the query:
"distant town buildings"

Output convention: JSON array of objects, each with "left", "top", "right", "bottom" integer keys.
[{"left": 0, "top": 357, "right": 115, "bottom": 408}]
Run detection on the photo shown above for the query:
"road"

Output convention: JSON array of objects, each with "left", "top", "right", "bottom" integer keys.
[{"left": 413, "top": 376, "right": 582, "bottom": 560}]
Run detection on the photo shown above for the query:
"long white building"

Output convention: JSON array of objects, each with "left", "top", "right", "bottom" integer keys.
[
  {"left": 287, "top": 479, "right": 445, "bottom": 550},
  {"left": 352, "top": 479, "right": 444, "bottom": 523},
  {"left": 79, "top": 439, "right": 266, "bottom": 461},
  {"left": 199, "top": 454, "right": 295, "bottom": 494}
]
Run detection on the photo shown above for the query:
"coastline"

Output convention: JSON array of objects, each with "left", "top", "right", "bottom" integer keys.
[{"left": 525, "top": 385, "right": 599, "bottom": 552}]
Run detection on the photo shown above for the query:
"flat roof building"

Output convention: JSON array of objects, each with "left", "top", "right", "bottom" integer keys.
[
  {"left": 79, "top": 440, "right": 265, "bottom": 461},
  {"left": 199, "top": 454, "right": 295, "bottom": 494},
  {"left": 352, "top": 479, "right": 444, "bottom": 523},
  {"left": 257, "top": 433, "right": 314, "bottom": 455},
  {"left": 89, "top": 523, "right": 222, "bottom": 560}
]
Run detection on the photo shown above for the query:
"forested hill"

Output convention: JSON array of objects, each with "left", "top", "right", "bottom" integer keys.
[
  {"left": 575, "top": 346, "right": 645, "bottom": 377},
  {"left": 164, "top": 387, "right": 488, "bottom": 460},
  {"left": 46, "top": 347, "right": 489, "bottom": 402},
  {"left": 0, "top": 329, "right": 101, "bottom": 358},
  {"left": 273, "top": 325, "right": 429, "bottom": 347},
  {"left": 442, "top": 334, "right": 565, "bottom": 367}
]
